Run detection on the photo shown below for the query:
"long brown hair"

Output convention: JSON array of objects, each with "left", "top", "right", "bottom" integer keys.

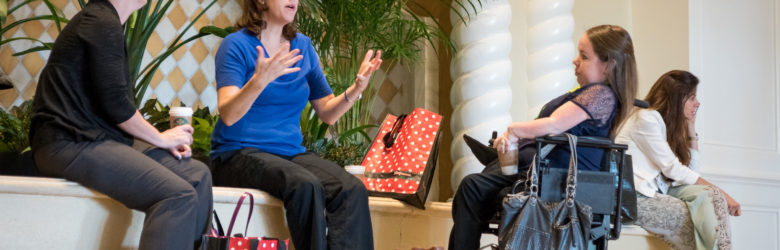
[
  {"left": 645, "top": 70, "right": 699, "bottom": 165},
  {"left": 586, "top": 25, "right": 638, "bottom": 137},
  {"left": 237, "top": 0, "right": 297, "bottom": 40}
]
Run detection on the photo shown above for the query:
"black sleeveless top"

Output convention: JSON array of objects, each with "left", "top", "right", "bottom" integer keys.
[{"left": 518, "top": 82, "right": 618, "bottom": 171}]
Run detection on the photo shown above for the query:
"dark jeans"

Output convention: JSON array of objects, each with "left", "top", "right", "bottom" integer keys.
[
  {"left": 449, "top": 146, "right": 535, "bottom": 250},
  {"left": 211, "top": 148, "right": 374, "bottom": 250},
  {"left": 33, "top": 139, "right": 213, "bottom": 250}
]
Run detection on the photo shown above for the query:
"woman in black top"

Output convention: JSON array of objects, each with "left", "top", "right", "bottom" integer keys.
[
  {"left": 449, "top": 25, "right": 638, "bottom": 249},
  {"left": 29, "top": 0, "right": 212, "bottom": 249}
]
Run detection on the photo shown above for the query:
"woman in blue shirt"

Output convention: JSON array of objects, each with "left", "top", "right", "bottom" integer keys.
[{"left": 210, "top": 1, "right": 382, "bottom": 249}]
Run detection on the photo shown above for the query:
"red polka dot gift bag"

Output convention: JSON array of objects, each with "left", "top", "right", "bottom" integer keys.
[
  {"left": 360, "top": 108, "right": 442, "bottom": 209},
  {"left": 201, "top": 192, "right": 289, "bottom": 250}
]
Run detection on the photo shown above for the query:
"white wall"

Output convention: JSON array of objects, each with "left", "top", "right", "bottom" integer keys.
[
  {"left": 690, "top": 0, "right": 780, "bottom": 249},
  {"left": 508, "top": 0, "right": 779, "bottom": 248}
]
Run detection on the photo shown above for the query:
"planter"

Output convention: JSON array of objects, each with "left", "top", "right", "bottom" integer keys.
[{"left": 0, "top": 151, "right": 38, "bottom": 176}]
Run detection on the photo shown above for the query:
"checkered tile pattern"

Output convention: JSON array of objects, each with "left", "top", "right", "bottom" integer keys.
[{"left": 0, "top": 0, "right": 411, "bottom": 117}]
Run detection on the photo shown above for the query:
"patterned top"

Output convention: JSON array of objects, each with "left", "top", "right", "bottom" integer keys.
[{"left": 521, "top": 83, "right": 618, "bottom": 171}]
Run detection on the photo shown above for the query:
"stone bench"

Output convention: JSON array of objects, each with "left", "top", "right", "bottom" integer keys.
[
  {"left": 0, "top": 175, "right": 668, "bottom": 249},
  {"left": 0, "top": 175, "right": 453, "bottom": 249}
]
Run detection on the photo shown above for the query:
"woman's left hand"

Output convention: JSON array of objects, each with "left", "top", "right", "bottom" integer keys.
[{"left": 354, "top": 50, "right": 383, "bottom": 92}]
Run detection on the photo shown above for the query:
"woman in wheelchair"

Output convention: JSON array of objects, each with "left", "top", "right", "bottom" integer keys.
[
  {"left": 615, "top": 70, "right": 739, "bottom": 250},
  {"left": 448, "top": 24, "right": 638, "bottom": 249}
]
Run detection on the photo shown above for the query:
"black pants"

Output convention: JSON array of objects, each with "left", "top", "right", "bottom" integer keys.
[
  {"left": 33, "top": 139, "right": 213, "bottom": 250},
  {"left": 211, "top": 148, "right": 374, "bottom": 250},
  {"left": 449, "top": 146, "right": 535, "bottom": 250}
]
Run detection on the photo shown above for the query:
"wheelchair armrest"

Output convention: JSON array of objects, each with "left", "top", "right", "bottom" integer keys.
[{"left": 536, "top": 134, "right": 628, "bottom": 150}]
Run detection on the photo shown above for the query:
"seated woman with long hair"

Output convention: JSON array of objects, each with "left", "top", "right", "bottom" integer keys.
[
  {"left": 449, "top": 24, "right": 638, "bottom": 249},
  {"left": 616, "top": 70, "right": 740, "bottom": 250},
  {"left": 209, "top": 0, "right": 382, "bottom": 249}
]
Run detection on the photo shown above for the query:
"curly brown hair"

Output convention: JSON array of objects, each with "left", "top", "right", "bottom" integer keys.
[{"left": 237, "top": 0, "right": 297, "bottom": 41}]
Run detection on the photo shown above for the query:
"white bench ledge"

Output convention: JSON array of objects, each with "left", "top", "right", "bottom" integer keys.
[
  {"left": 0, "top": 175, "right": 669, "bottom": 250},
  {"left": 610, "top": 225, "right": 672, "bottom": 250},
  {"left": 0, "top": 175, "right": 452, "bottom": 250}
]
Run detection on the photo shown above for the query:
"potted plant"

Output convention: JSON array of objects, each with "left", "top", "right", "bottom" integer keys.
[
  {"left": 0, "top": 0, "right": 231, "bottom": 171},
  {"left": 0, "top": 99, "right": 35, "bottom": 176},
  {"left": 295, "top": 0, "right": 481, "bottom": 164},
  {"left": 139, "top": 98, "right": 217, "bottom": 165},
  {"left": 1, "top": 0, "right": 233, "bottom": 106}
]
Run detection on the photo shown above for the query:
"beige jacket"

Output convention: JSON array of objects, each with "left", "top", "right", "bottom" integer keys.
[{"left": 615, "top": 109, "right": 700, "bottom": 197}]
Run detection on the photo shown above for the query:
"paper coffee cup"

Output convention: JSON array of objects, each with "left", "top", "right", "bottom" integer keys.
[
  {"left": 344, "top": 165, "right": 366, "bottom": 180},
  {"left": 498, "top": 143, "right": 519, "bottom": 175},
  {"left": 169, "top": 107, "right": 193, "bottom": 128}
]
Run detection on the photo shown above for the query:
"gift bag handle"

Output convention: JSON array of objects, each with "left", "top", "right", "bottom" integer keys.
[
  {"left": 209, "top": 210, "right": 225, "bottom": 236},
  {"left": 226, "top": 192, "right": 254, "bottom": 237},
  {"left": 382, "top": 114, "right": 407, "bottom": 148}
]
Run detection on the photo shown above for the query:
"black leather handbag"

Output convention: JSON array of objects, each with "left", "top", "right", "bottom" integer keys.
[{"left": 499, "top": 133, "right": 592, "bottom": 250}]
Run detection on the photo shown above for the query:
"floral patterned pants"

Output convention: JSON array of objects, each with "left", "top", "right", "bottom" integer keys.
[{"left": 636, "top": 185, "right": 732, "bottom": 250}]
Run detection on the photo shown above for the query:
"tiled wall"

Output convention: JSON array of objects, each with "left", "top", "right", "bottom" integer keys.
[{"left": 0, "top": 0, "right": 427, "bottom": 124}]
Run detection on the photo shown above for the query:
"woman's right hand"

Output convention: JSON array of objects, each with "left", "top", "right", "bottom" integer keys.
[
  {"left": 250, "top": 44, "right": 303, "bottom": 88},
  {"left": 158, "top": 125, "right": 194, "bottom": 159}
]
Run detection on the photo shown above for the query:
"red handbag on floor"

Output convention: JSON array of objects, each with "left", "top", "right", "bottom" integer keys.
[
  {"left": 360, "top": 108, "right": 442, "bottom": 209},
  {"left": 201, "top": 192, "right": 289, "bottom": 250}
]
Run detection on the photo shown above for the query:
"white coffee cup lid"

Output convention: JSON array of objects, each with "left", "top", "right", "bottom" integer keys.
[
  {"left": 169, "top": 107, "right": 193, "bottom": 116},
  {"left": 344, "top": 165, "right": 365, "bottom": 175}
]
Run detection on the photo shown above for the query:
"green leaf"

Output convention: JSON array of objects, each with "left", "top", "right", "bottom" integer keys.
[
  {"left": 11, "top": 44, "right": 53, "bottom": 56},
  {"left": 199, "top": 25, "right": 235, "bottom": 38}
]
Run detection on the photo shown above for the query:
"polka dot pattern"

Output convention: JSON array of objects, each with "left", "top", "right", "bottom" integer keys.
[
  {"left": 215, "top": 236, "right": 289, "bottom": 250},
  {"left": 360, "top": 108, "right": 442, "bottom": 194}
]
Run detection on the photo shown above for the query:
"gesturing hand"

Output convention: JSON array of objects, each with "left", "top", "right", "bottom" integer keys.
[
  {"left": 354, "top": 50, "right": 383, "bottom": 91},
  {"left": 251, "top": 43, "right": 303, "bottom": 88},
  {"left": 159, "top": 125, "right": 194, "bottom": 159}
]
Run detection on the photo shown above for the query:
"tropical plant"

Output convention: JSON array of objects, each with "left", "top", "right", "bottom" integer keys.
[
  {"left": 300, "top": 102, "right": 375, "bottom": 165},
  {"left": 0, "top": 0, "right": 69, "bottom": 56},
  {"left": 294, "top": 0, "right": 482, "bottom": 164},
  {"left": 295, "top": 0, "right": 483, "bottom": 137},
  {"left": 0, "top": 99, "right": 32, "bottom": 153},
  {"left": 112, "top": 0, "right": 235, "bottom": 106},
  {"left": 1, "top": 0, "right": 233, "bottom": 106},
  {"left": 139, "top": 98, "right": 217, "bottom": 164}
]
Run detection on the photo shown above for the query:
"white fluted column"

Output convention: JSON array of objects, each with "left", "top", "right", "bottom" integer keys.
[
  {"left": 526, "top": 0, "right": 576, "bottom": 118},
  {"left": 449, "top": 0, "right": 513, "bottom": 192}
]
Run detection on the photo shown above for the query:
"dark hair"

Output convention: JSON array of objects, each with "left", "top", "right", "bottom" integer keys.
[
  {"left": 237, "top": 0, "right": 297, "bottom": 41},
  {"left": 645, "top": 70, "right": 699, "bottom": 165},
  {"left": 586, "top": 25, "right": 638, "bottom": 137}
]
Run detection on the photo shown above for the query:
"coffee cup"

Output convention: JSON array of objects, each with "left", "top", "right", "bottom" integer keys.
[
  {"left": 344, "top": 165, "right": 366, "bottom": 180},
  {"left": 498, "top": 143, "right": 519, "bottom": 175},
  {"left": 169, "top": 107, "right": 193, "bottom": 128}
]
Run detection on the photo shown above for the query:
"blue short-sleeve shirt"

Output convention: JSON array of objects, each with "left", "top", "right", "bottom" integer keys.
[{"left": 211, "top": 29, "right": 332, "bottom": 157}]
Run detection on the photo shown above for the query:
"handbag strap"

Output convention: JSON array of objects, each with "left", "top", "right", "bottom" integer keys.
[
  {"left": 514, "top": 143, "right": 555, "bottom": 194},
  {"left": 226, "top": 192, "right": 254, "bottom": 237},
  {"left": 382, "top": 114, "right": 407, "bottom": 148},
  {"left": 564, "top": 133, "right": 579, "bottom": 204},
  {"left": 514, "top": 133, "right": 579, "bottom": 200}
]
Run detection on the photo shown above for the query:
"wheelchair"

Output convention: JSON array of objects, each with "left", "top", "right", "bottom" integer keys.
[{"left": 475, "top": 133, "right": 634, "bottom": 250}]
